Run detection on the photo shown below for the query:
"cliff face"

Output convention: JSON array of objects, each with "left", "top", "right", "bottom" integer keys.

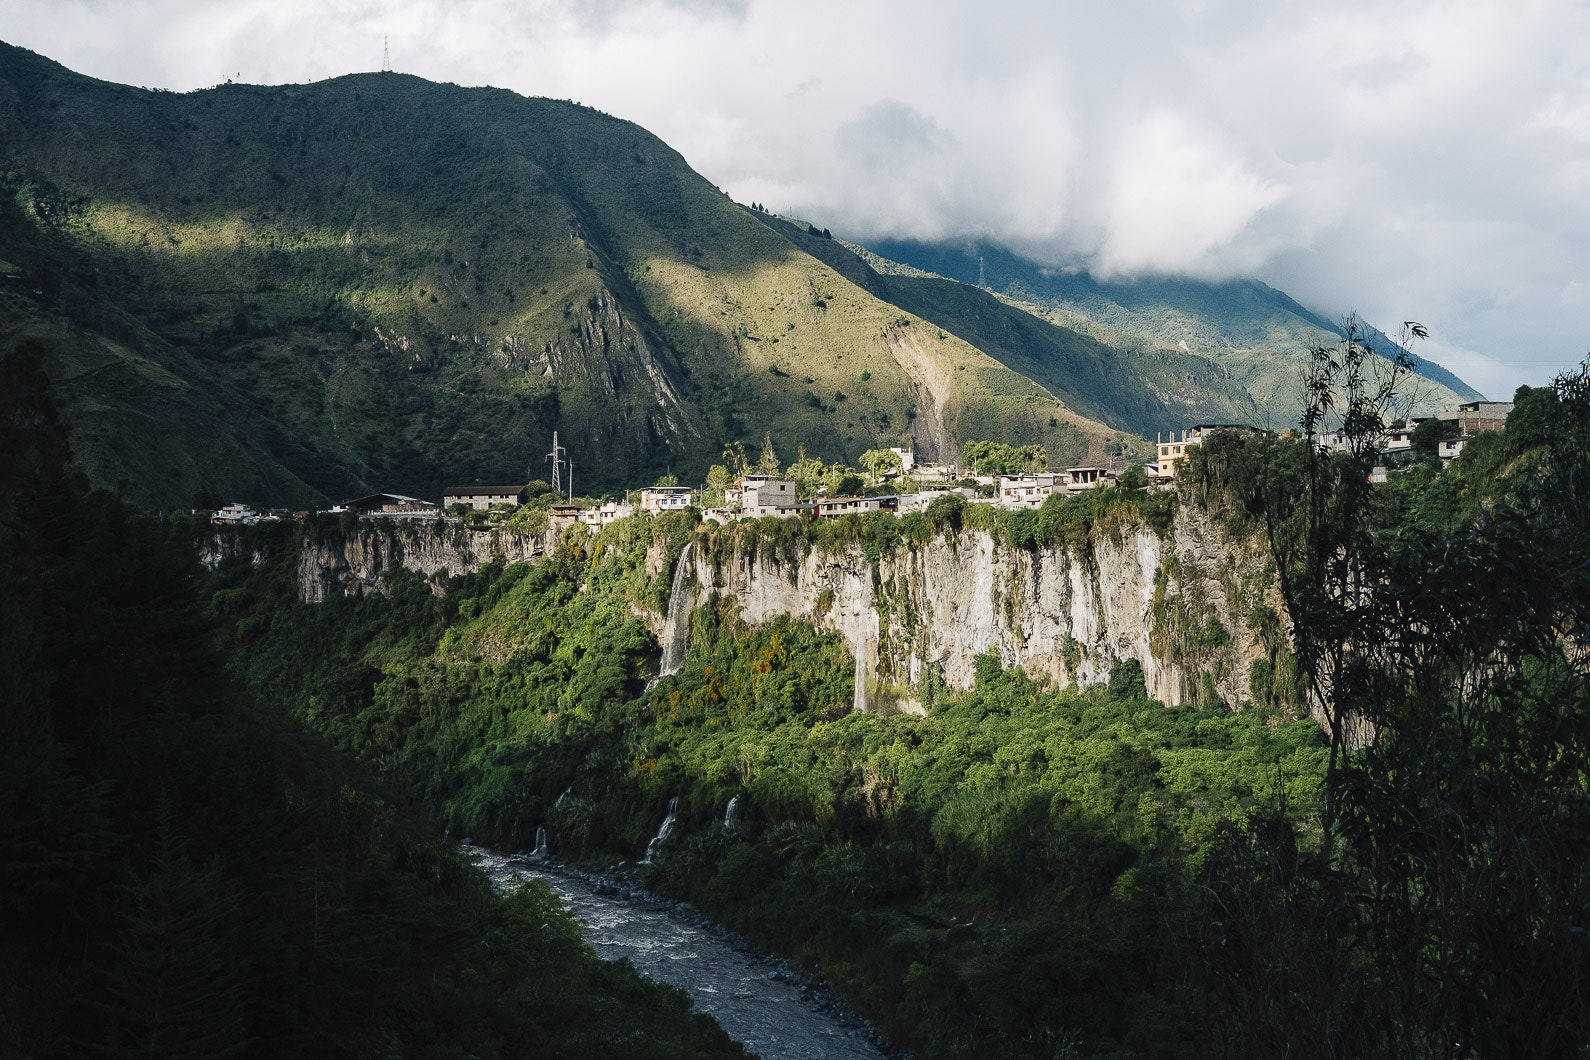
[
  {"left": 293, "top": 520, "right": 558, "bottom": 603},
  {"left": 672, "top": 501, "right": 1263, "bottom": 709},
  {"left": 279, "top": 502, "right": 1269, "bottom": 709}
]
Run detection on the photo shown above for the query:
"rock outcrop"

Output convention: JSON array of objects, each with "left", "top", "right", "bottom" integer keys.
[
  {"left": 294, "top": 519, "right": 558, "bottom": 603},
  {"left": 679, "top": 501, "right": 1263, "bottom": 709}
]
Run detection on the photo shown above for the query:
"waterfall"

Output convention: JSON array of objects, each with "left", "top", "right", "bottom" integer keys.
[
  {"left": 643, "top": 797, "right": 679, "bottom": 863},
  {"left": 657, "top": 542, "right": 696, "bottom": 678},
  {"left": 851, "top": 620, "right": 878, "bottom": 714},
  {"left": 555, "top": 785, "right": 573, "bottom": 809},
  {"left": 533, "top": 825, "right": 548, "bottom": 859},
  {"left": 723, "top": 795, "right": 741, "bottom": 832}
]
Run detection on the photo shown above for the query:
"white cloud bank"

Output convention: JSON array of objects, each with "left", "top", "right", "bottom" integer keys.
[{"left": 6, "top": 0, "right": 1590, "bottom": 397}]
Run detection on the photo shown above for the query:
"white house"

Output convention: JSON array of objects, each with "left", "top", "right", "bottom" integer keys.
[
  {"left": 640, "top": 487, "right": 695, "bottom": 513},
  {"left": 998, "top": 474, "right": 1059, "bottom": 508},
  {"left": 580, "top": 501, "right": 633, "bottom": 528},
  {"left": 211, "top": 502, "right": 258, "bottom": 525}
]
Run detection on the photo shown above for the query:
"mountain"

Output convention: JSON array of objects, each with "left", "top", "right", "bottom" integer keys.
[
  {"left": 0, "top": 42, "right": 1481, "bottom": 510},
  {"left": 755, "top": 214, "right": 1262, "bottom": 438},
  {"left": 0, "top": 43, "right": 1144, "bottom": 510},
  {"left": 863, "top": 240, "right": 1484, "bottom": 429}
]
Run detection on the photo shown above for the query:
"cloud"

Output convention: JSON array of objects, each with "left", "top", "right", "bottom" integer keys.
[
  {"left": 1095, "top": 110, "right": 1288, "bottom": 276},
  {"left": 6, "top": 0, "right": 1590, "bottom": 397}
]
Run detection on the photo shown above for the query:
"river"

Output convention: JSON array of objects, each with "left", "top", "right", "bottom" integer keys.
[{"left": 468, "top": 848, "right": 892, "bottom": 1059}]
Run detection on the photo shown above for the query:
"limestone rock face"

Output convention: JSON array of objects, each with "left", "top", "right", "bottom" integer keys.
[
  {"left": 292, "top": 521, "right": 557, "bottom": 603},
  {"left": 267, "top": 503, "right": 1266, "bottom": 709},
  {"left": 681, "top": 500, "right": 1263, "bottom": 709}
]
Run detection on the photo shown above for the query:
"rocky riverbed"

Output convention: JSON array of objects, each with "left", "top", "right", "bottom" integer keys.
[{"left": 467, "top": 846, "right": 897, "bottom": 1059}]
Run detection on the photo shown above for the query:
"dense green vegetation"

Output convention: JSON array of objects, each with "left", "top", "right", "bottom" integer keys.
[
  {"left": 212, "top": 492, "right": 1323, "bottom": 1057},
  {"left": 1178, "top": 346, "right": 1590, "bottom": 1056},
  {"left": 0, "top": 344, "right": 745, "bottom": 1056},
  {"left": 202, "top": 338, "right": 1590, "bottom": 1056}
]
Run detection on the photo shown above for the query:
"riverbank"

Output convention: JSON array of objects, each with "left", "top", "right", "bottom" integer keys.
[{"left": 467, "top": 846, "right": 904, "bottom": 1059}]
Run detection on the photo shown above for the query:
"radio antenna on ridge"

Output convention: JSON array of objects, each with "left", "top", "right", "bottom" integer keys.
[
  {"left": 978, "top": 255, "right": 986, "bottom": 289},
  {"left": 382, "top": 35, "right": 392, "bottom": 73}
]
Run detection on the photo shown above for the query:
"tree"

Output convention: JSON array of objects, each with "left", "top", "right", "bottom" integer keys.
[
  {"left": 1410, "top": 416, "right": 1446, "bottom": 459},
  {"left": 833, "top": 473, "right": 864, "bottom": 497},
  {"left": 1107, "top": 658, "right": 1147, "bottom": 700},
  {"left": 654, "top": 473, "right": 679, "bottom": 488},
  {"left": 702, "top": 465, "right": 732, "bottom": 508},
  {"left": 858, "top": 448, "right": 903, "bottom": 484},
  {"left": 102, "top": 810, "right": 246, "bottom": 1059},
  {"left": 720, "top": 441, "right": 748, "bottom": 479},
  {"left": 1192, "top": 337, "right": 1590, "bottom": 1054},
  {"left": 1117, "top": 465, "right": 1148, "bottom": 490},
  {"left": 758, "top": 432, "right": 781, "bottom": 476},
  {"left": 1508, "top": 383, "right": 1559, "bottom": 451},
  {"left": 784, "top": 445, "right": 827, "bottom": 499}
]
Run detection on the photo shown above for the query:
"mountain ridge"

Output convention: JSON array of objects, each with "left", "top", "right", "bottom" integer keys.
[{"left": 0, "top": 41, "right": 1479, "bottom": 509}]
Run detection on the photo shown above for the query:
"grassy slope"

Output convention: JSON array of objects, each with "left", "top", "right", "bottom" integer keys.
[
  {"left": 759, "top": 215, "right": 1258, "bottom": 439},
  {"left": 865, "top": 239, "right": 1482, "bottom": 428},
  {"left": 0, "top": 43, "right": 1140, "bottom": 509}
]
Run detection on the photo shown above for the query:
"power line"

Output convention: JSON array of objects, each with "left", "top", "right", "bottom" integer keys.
[{"left": 546, "top": 431, "right": 565, "bottom": 494}]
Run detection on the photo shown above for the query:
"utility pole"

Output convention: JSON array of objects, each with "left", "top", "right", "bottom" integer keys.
[
  {"left": 382, "top": 36, "right": 392, "bottom": 73},
  {"left": 546, "top": 431, "right": 565, "bottom": 494},
  {"left": 567, "top": 457, "right": 574, "bottom": 502}
]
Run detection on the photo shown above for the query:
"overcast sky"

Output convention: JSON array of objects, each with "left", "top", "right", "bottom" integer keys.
[{"left": 7, "top": 0, "right": 1590, "bottom": 398}]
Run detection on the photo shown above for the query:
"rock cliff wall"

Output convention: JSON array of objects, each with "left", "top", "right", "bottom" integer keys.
[
  {"left": 678, "top": 501, "right": 1265, "bottom": 708},
  {"left": 293, "top": 520, "right": 558, "bottom": 603},
  {"left": 275, "top": 503, "right": 1271, "bottom": 709}
]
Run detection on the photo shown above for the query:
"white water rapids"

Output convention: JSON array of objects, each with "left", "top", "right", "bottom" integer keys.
[{"left": 468, "top": 848, "right": 890, "bottom": 1059}]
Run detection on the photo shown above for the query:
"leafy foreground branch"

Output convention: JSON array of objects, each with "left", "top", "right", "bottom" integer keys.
[{"left": 1188, "top": 339, "right": 1590, "bottom": 1058}]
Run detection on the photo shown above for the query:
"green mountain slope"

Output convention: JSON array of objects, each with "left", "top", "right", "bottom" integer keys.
[
  {"left": 864, "top": 240, "right": 1483, "bottom": 427},
  {"left": 0, "top": 43, "right": 1140, "bottom": 509},
  {"left": 754, "top": 214, "right": 1260, "bottom": 437}
]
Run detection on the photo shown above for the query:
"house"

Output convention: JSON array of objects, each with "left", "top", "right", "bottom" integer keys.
[
  {"left": 549, "top": 503, "right": 582, "bottom": 526},
  {"left": 211, "top": 502, "right": 257, "bottom": 525},
  {"left": 1446, "top": 400, "right": 1512, "bottom": 435},
  {"left": 999, "top": 474, "right": 1059, "bottom": 507},
  {"left": 443, "top": 484, "right": 527, "bottom": 510},
  {"left": 343, "top": 493, "right": 436, "bottom": 516},
  {"left": 1439, "top": 436, "right": 1467, "bottom": 461},
  {"left": 1065, "top": 466, "right": 1115, "bottom": 493},
  {"left": 909, "top": 461, "right": 958, "bottom": 482},
  {"left": 816, "top": 495, "right": 899, "bottom": 518},
  {"left": 640, "top": 487, "right": 695, "bottom": 512},
  {"left": 1378, "top": 428, "right": 1416, "bottom": 454},
  {"left": 730, "top": 476, "right": 797, "bottom": 516},
  {"left": 888, "top": 445, "right": 916, "bottom": 475},
  {"left": 579, "top": 501, "right": 633, "bottom": 528}
]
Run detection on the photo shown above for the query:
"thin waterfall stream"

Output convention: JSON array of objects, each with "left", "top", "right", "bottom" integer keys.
[
  {"left": 467, "top": 847, "right": 892, "bottom": 1059},
  {"left": 657, "top": 541, "right": 697, "bottom": 678}
]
